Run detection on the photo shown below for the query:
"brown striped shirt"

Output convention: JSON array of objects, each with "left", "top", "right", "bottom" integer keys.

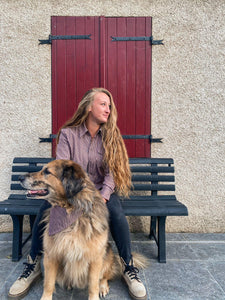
[{"left": 56, "top": 124, "right": 115, "bottom": 200}]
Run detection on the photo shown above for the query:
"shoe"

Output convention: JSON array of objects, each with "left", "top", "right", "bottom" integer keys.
[
  {"left": 121, "top": 258, "right": 147, "bottom": 300},
  {"left": 8, "top": 254, "right": 42, "bottom": 299}
]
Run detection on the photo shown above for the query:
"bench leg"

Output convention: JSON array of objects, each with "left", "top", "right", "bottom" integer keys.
[
  {"left": 157, "top": 216, "right": 167, "bottom": 263},
  {"left": 149, "top": 216, "right": 157, "bottom": 240},
  {"left": 29, "top": 215, "right": 36, "bottom": 231},
  {"left": 10, "top": 215, "right": 24, "bottom": 262}
]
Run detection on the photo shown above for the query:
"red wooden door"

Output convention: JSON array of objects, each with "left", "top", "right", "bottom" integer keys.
[{"left": 52, "top": 16, "right": 152, "bottom": 157}]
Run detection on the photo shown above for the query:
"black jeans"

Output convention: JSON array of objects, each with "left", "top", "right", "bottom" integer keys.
[{"left": 30, "top": 193, "right": 132, "bottom": 264}]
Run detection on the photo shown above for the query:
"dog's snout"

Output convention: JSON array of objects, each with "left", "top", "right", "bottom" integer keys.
[{"left": 18, "top": 175, "right": 26, "bottom": 182}]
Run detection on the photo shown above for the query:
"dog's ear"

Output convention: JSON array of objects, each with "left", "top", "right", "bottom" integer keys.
[{"left": 61, "top": 165, "right": 83, "bottom": 199}]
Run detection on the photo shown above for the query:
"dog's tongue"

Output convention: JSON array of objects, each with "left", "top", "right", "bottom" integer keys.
[{"left": 27, "top": 190, "right": 48, "bottom": 197}]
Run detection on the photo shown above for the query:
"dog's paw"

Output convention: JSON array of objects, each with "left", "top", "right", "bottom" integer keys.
[{"left": 99, "top": 279, "right": 109, "bottom": 298}]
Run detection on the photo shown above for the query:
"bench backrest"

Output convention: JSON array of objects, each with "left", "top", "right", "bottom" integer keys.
[
  {"left": 129, "top": 158, "right": 175, "bottom": 196},
  {"left": 10, "top": 157, "right": 175, "bottom": 196}
]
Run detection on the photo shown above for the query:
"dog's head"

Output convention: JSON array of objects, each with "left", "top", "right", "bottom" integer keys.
[{"left": 19, "top": 160, "right": 87, "bottom": 209}]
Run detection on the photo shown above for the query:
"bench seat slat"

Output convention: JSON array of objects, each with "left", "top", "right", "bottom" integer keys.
[
  {"left": 0, "top": 206, "right": 42, "bottom": 215},
  {"left": 128, "top": 195, "right": 177, "bottom": 201},
  {"left": 123, "top": 206, "right": 188, "bottom": 216},
  {"left": 8, "top": 194, "right": 27, "bottom": 200},
  {"left": 0, "top": 198, "right": 44, "bottom": 206},
  {"left": 122, "top": 200, "right": 188, "bottom": 216}
]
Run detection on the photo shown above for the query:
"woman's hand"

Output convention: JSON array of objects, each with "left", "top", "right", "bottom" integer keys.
[{"left": 103, "top": 198, "right": 108, "bottom": 203}]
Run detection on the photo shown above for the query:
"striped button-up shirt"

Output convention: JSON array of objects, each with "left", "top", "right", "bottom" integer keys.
[{"left": 56, "top": 124, "right": 115, "bottom": 200}]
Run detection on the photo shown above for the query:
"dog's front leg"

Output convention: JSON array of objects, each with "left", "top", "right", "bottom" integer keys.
[
  {"left": 40, "top": 253, "right": 58, "bottom": 300},
  {"left": 88, "top": 256, "right": 103, "bottom": 300}
]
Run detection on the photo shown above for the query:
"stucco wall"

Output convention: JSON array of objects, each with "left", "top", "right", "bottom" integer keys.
[{"left": 1, "top": 0, "right": 224, "bottom": 232}]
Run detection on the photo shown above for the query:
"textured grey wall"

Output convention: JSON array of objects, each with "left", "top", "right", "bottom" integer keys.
[{"left": 1, "top": 0, "right": 224, "bottom": 232}]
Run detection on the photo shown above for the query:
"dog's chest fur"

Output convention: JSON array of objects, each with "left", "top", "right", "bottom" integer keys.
[{"left": 43, "top": 214, "right": 109, "bottom": 289}]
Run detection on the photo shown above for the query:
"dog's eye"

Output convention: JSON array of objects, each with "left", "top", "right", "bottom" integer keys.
[{"left": 43, "top": 168, "right": 51, "bottom": 175}]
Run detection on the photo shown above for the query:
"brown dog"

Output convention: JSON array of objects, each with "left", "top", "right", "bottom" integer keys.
[{"left": 20, "top": 159, "right": 147, "bottom": 300}]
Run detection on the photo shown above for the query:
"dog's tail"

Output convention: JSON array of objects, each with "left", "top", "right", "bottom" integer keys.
[
  {"left": 131, "top": 252, "right": 150, "bottom": 269},
  {"left": 114, "top": 252, "right": 149, "bottom": 275},
  {"left": 105, "top": 243, "right": 149, "bottom": 280}
]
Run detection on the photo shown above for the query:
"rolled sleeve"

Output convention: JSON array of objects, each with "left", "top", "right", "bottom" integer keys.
[{"left": 56, "top": 130, "right": 72, "bottom": 160}]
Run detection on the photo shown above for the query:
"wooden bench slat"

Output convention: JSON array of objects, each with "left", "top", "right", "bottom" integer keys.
[
  {"left": 13, "top": 157, "right": 53, "bottom": 164},
  {"left": 0, "top": 198, "right": 44, "bottom": 206},
  {"left": 12, "top": 166, "right": 44, "bottom": 173},
  {"left": 128, "top": 195, "right": 177, "bottom": 201},
  {"left": 132, "top": 183, "right": 175, "bottom": 191},
  {"left": 123, "top": 206, "right": 188, "bottom": 216},
  {"left": 129, "top": 158, "right": 174, "bottom": 164},
  {"left": 132, "top": 174, "right": 175, "bottom": 182},
  {"left": 10, "top": 184, "right": 26, "bottom": 190},
  {"left": 8, "top": 194, "right": 27, "bottom": 200},
  {"left": 130, "top": 165, "right": 174, "bottom": 173}
]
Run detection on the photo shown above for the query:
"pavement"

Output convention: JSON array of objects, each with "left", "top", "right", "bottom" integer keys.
[{"left": 0, "top": 232, "right": 225, "bottom": 300}]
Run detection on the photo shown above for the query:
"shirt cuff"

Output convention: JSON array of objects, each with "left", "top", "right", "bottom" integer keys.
[{"left": 100, "top": 185, "right": 114, "bottom": 201}]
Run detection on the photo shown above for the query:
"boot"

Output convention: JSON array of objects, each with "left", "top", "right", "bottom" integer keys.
[
  {"left": 8, "top": 254, "right": 42, "bottom": 299},
  {"left": 121, "top": 258, "right": 147, "bottom": 300}
]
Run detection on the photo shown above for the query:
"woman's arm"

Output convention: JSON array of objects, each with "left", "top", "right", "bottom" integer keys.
[
  {"left": 100, "top": 169, "right": 115, "bottom": 201},
  {"left": 56, "top": 129, "right": 72, "bottom": 160}
]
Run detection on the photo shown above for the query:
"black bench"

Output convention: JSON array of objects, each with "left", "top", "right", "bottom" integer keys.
[{"left": 0, "top": 157, "right": 188, "bottom": 263}]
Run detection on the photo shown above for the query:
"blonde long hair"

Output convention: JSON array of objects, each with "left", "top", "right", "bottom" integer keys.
[{"left": 57, "top": 88, "right": 131, "bottom": 197}]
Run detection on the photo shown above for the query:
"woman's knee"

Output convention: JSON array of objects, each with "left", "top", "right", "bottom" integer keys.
[{"left": 107, "top": 194, "right": 127, "bottom": 223}]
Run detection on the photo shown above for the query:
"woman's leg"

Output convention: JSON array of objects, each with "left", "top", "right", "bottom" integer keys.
[
  {"left": 30, "top": 200, "right": 51, "bottom": 260},
  {"left": 106, "top": 193, "right": 132, "bottom": 264},
  {"left": 106, "top": 194, "right": 147, "bottom": 299},
  {"left": 8, "top": 200, "right": 51, "bottom": 298}
]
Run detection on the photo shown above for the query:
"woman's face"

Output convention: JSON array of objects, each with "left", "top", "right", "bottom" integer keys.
[{"left": 88, "top": 92, "right": 111, "bottom": 124}]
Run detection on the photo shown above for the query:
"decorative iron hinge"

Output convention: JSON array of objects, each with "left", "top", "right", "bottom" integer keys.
[
  {"left": 39, "top": 34, "right": 92, "bottom": 45},
  {"left": 39, "top": 134, "right": 162, "bottom": 143},
  {"left": 111, "top": 36, "right": 163, "bottom": 45},
  {"left": 123, "top": 135, "right": 163, "bottom": 143}
]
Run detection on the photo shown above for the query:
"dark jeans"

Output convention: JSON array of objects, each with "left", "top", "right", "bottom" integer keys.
[{"left": 30, "top": 193, "right": 132, "bottom": 264}]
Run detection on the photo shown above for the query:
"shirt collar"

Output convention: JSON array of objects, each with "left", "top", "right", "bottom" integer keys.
[{"left": 79, "top": 123, "right": 102, "bottom": 138}]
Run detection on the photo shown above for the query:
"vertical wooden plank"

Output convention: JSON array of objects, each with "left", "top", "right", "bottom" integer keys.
[
  {"left": 65, "top": 17, "right": 76, "bottom": 122},
  {"left": 51, "top": 16, "right": 57, "bottom": 138},
  {"left": 125, "top": 17, "right": 136, "bottom": 157},
  {"left": 55, "top": 16, "right": 67, "bottom": 131},
  {"left": 100, "top": 16, "right": 106, "bottom": 87},
  {"left": 74, "top": 17, "right": 86, "bottom": 103},
  {"left": 145, "top": 17, "right": 152, "bottom": 157},
  {"left": 116, "top": 17, "right": 127, "bottom": 132},
  {"left": 51, "top": 16, "right": 67, "bottom": 156},
  {"left": 105, "top": 18, "right": 118, "bottom": 104},
  {"left": 135, "top": 17, "right": 146, "bottom": 157},
  {"left": 84, "top": 17, "right": 98, "bottom": 90}
]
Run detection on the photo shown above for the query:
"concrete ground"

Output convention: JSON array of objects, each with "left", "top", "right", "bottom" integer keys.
[{"left": 0, "top": 232, "right": 225, "bottom": 300}]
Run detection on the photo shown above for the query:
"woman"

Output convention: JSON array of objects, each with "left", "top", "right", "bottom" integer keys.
[{"left": 8, "top": 88, "right": 147, "bottom": 300}]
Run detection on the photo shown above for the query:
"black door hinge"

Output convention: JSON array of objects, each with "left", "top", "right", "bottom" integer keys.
[
  {"left": 111, "top": 36, "right": 163, "bottom": 45},
  {"left": 39, "top": 34, "right": 92, "bottom": 45},
  {"left": 39, "top": 134, "right": 163, "bottom": 143}
]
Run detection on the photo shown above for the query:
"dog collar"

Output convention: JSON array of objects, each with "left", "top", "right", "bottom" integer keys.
[{"left": 49, "top": 205, "right": 82, "bottom": 236}]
